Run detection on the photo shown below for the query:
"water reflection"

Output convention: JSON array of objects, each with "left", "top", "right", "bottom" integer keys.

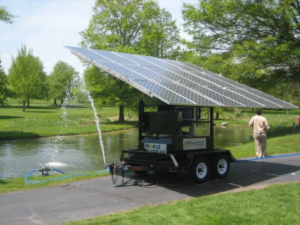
[{"left": 0, "top": 127, "right": 252, "bottom": 178}]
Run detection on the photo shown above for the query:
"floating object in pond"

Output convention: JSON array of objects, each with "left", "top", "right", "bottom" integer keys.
[{"left": 221, "top": 122, "right": 228, "bottom": 126}]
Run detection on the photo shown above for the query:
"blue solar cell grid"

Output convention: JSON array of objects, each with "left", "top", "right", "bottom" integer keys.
[{"left": 65, "top": 46, "right": 298, "bottom": 109}]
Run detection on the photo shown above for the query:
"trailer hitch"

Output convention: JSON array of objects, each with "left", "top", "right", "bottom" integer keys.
[{"left": 107, "top": 162, "right": 125, "bottom": 185}]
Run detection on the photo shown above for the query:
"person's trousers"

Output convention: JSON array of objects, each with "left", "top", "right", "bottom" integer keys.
[{"left": 254, "top": 135, "right": 267, "bottom": 158}]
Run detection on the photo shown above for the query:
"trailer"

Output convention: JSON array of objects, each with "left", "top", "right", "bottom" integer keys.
[
  {"left": 117, "top": 101, "right": 234, "bottom": 184},
  {"left": 66, "top": 46, "right": 298, "bottom": 184}
]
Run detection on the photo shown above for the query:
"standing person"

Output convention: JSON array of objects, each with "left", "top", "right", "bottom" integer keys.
[{"left": 249, "top": 109, "right": 270, "bottom": 158}]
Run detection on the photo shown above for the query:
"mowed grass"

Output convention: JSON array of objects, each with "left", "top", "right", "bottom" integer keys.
[
  {"left": 228, "top": 133, "right": 300, "bottom": 159},
  {"left": 0, "top": 101, "right": 138, "bottom": 140},
  {"left": 0, "top": 170, "right": 109, "bottom": 194},
  {"left": 1, "top": 103, "right": 298, "bottom": 140},
  {"left": 214, "top": 108, "right": 300, "bottom": 129},
  {"left": 62, "top": 182, "right": 300, "bottom": 225}
]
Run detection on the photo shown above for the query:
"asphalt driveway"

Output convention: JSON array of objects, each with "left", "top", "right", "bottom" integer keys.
[{"left": 1, "top": 154, "right": 300, "bottom": 225}]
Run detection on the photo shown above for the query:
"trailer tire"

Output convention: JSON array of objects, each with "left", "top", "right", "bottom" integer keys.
[
  {"left": 190, "top": 156, "right": 211, "bottom": 184},
  {"left": 212, "top": 154, "right": 230, "bottom": 179}
]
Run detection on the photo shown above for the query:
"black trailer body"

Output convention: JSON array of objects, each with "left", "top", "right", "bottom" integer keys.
[{"left": 120, "top": 101, "right": 235, "bottom": 183}]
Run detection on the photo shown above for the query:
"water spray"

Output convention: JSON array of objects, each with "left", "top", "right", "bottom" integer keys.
[
  {"left": 81, "top": 76, "right": 107, "bottom": 167},
  {"left": 86, "top": 91, "right": 106, "bottom": 166}
]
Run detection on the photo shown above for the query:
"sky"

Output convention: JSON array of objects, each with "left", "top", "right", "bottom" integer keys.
[{"left": 0, "top": 0, "right": 198, "bottom": 76}]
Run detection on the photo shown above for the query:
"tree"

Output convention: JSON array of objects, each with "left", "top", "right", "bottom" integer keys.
[
  {"left": 81, "top": 0, "right": 159, "bottom": 50},
  {"left": 84, "top": 67, "right": 142, "bottom": 122},
  {"left": 0, "top": 6, "right": 16, "bottom": 23},
  {"left": 182, "top": 0, "right": 300, "bottom": 101},
  {"left": 8, "top": 45, "right": 47, "bottom": 112},
  {"left": 139, "top": 8, "right": 181, "bottom": 59},
  {"left": 0, "top": 57, "right": 9, "bottom": 105},
  {"left": 48, "top": 61, "right": 79, "bottom": 105},
  {"left": 80, "top": 0, "right": 180, "bottom": 121}
]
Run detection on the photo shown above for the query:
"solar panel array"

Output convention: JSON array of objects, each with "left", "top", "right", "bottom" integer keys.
[{"left": 66, "top": 46, "right": 298, "bottom": 109}]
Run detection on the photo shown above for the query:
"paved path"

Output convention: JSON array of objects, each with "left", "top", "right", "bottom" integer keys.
[{"left": 1, "top": 154, "right": 300, "bottom": 225}]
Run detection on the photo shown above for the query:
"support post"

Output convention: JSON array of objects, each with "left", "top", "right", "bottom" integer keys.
[
  {"left": 171, "top": 105, "right": 176, "bottom": 153},
  {"left": 210, "top": 107, "right": 214, "bottom": 147},
  {"left": 138, "top": 100, "right": 144, "bottom": 145}
]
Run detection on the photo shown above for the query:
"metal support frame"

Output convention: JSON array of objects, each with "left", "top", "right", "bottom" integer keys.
[
  {"left": 138, "top": 100, "right": 144, "bottom": 145},
  {"left": 210, "top": 107, "right": 214, "bottom": 146}
]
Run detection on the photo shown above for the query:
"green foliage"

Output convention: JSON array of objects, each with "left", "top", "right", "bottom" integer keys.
[
  {"left": 182, "top": 0, "right": 300, "bottom": 104},
  {"left": 139, "top": 8, "right": 181, "bottom": 59},
  {"left": 48, "top": 61, "right": 79, "bottom": 104},
  {"left": 213, "top": 107, "right": 224, "bottom": 120},
  {"left": 80, "top": 0, "right": 181, "bottom": 55},
  {"left": 0, "top": 57, "right": 9, "bottom": 105},
  {"left": 233, "top": 108, "right": 242, "bottom": 119},
  {"left": 80, "top": 0, "right": 181, "bottom": 121},
  {"left": 8, "top": 45, "right": 47, "bottom": 111},
  {"left": 0, "top": 6, "right": 16, "bottom": 23},
  {"left": 81, "top": 0, "right": 158, "bottom": 50},
  {"left": 84, "top": 67, "right": 143, "bottom": 118}
]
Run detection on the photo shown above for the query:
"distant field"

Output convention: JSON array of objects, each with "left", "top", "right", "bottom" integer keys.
[
  {"left": 0, "top": 100, "right": 138, "bottom": 140},
  {"left": 0, "top": 99, "right": 299, "bottom": 140}
]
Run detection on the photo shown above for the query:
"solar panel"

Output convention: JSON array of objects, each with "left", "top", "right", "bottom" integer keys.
[{"left": 66, "top": 46, "right": 298, "bottom": 109}]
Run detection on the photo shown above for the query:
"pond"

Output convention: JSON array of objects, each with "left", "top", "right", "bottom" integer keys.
[{"left": 0, "top": 127, "right": 253, "bottom": 179}]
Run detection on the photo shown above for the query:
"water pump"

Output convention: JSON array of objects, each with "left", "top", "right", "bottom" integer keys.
[{"left": 38, "top": 166, "right": 51, "bottom": 176}]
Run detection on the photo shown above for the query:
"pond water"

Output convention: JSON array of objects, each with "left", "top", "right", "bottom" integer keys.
[{"left": 0, "top": 127, "right": 253, "bottom": 179}]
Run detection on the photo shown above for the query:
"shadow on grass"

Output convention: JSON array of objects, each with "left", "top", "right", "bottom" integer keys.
[
  {"left": 0, "top": 116, "right": 24, "bottom": 120},
  {"left": 0, "top": 179, "right": 8, "bottom": 184},
  {"left": 58, "top": 105, "right": 89, "bottom": 108},
  {"left": 1, "top": 105, "right": 89, "bottom": 110},
  {"left": 0, "top": 131, "right": 40, "bottom": 140},
  {"left": 263, "top": 108, "right": 300, "bottom": 115},
  {"left": 268, "top": 125, "right": 297, "bottom": 139},
  {"left": 1, "top": 105, "right": 58, "bottom": 110},
  {"left": 103, "top": 121, "right": 138, "bottom": 126},
  {"left": 24, "top": 111, "right": 56, "bottom": 114},
  {"left": 225, "top": 108, "right": 300, "bottom": 116}
]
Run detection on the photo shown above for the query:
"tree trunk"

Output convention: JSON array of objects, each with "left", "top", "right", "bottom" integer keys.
[
  {"left": 22, "top": 100, "right": 26, "bottom": 112},
  {"left": 27, "top": 99, "right": 30, "bottom": 108},
  {"left": 216, "top": 112, "right": 219, "bottom": 120},
  {"left": 54, "top": 99, "right": 57, "bottom": 105},
  {"left": 60, "top": 99, "right": 64, "bottom": 105},
  {"left": 118, "top": 104, "right": 125, "bottom": 122}
]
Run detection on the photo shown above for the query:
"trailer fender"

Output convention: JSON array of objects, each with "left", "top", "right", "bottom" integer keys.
[{"left": 186, "top": 154, "right": 195, "bottom": 169}]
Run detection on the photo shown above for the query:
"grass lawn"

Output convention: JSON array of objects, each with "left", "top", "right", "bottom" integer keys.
[
  {"left": 0, "top": 101, "right": 138, "bottom": 140},
  {"left": 228, "top": 133, "right": 300, "bottom": 159},
  {"left": 1, "top": 103, "right": 299, "bottom": 140},
  {"left": 214, "top": 108, "right": 300, "bottom": 137},
  {"left": 0, "top": 170, "right": 109, "bottom": 194},
  {"left": 62, "top": 181, "right": 300, "bottom": 225}
]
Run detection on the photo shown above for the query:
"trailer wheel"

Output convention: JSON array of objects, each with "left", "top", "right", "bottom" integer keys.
[
  {"left": 212, "top": 154, "right": 230, "bottom": 179},
  {"left": 190, "top": 156, "right": 211, "bottom": 184}
]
